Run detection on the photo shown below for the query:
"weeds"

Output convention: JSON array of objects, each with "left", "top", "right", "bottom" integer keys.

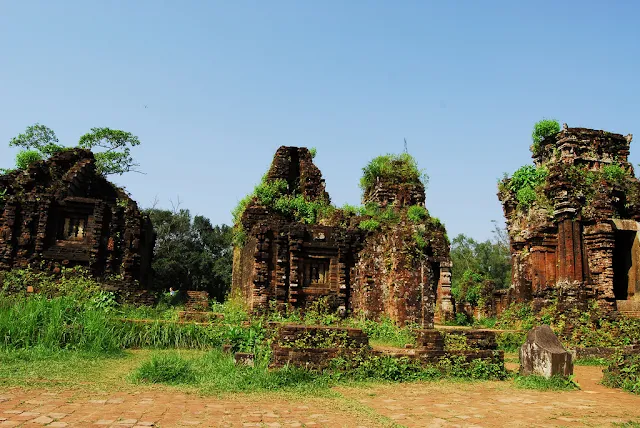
[
  {"left": 131, "top": 352, "right": 197, "bottom": 384},
  {"left": 513, "top": 374, "right": 580, "bottom": 391}
]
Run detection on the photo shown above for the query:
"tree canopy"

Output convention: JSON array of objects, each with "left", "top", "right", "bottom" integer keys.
[
  {"left": 144, "top": 208, "right": 233, "bottom": 302},
  {"left": 6, "top": 123, "right": 141, "bottom": 176},
  {"left": 449, "top": 223, "right": 511, "bottom": 305}
]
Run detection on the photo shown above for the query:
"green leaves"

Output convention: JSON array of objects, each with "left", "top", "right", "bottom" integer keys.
[
  {"left": 6, "top": 124, "right": 142, "bottom": 176},
  {"left": 407, "top": 205, "right": 428, "bottom": 223},
  {"left": 78, "top": 128, "right": 141, "bottom": 176},
  {"left": 360, "top": 152, "right": 428, "bottom": 191},
  {"left": 14, "top": 150, "right": 43, "bottom": 169},
  {"left": 531, "top": 118, "right": 561, "bottom": 155},
  {"left": 9, "top": 123, "right": 64, "bottom": 156},
  {"left": 508, "top": 165, "right": 548, "bottom": 209}
]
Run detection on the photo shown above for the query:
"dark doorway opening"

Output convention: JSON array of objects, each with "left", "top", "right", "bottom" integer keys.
[{"left": 613, "top": 230, "right": 636, "bottom": 300}]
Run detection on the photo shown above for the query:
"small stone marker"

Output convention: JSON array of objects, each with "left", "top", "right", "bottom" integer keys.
[{"left": 520, "top": 325, "right": 573, "bottom": 378}]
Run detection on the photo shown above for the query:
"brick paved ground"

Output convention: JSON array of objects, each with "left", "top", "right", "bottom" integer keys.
[{"left": 1, "top": 365, "right": 639, "bottom": 427}]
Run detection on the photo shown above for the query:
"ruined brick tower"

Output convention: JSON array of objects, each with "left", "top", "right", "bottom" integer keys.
[
  {"left": 498, "top": 126, "right": 640, "bottom": 314},
  {"left": 0, "top": 149, "right": 155, "bottom": 297},
  {"left": 232, "top": 147, "right": 452, "bottom": 326}
]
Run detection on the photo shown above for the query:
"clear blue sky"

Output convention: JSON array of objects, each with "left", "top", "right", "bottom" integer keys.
[{"left": 1, "top": 1, "right": 639, "bottom": 241}]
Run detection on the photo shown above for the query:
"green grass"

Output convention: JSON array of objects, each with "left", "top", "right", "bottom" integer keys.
[
  {"left": 131, "top": 352, "right": 197, "bottom": 385},
  {"left": 574, "top": 357, "right": 608, "bottom": 366},
  {"left": 512, "top": 374, "right": 580, "bottom": 391}
]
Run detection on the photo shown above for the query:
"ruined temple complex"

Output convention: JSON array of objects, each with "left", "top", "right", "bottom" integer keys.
[
  {"left": 0, "top": 149, "right": 155, "bottom": 298},
  {"left": 232, "top": 146, "right": 452, "bottom": 326},
  {"left": 499, "top": 126, "right": 640, "bottom": 314}
]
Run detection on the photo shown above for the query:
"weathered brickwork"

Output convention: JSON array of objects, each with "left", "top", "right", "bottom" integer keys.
[
  {"left": 498, "top": 126, "right": 640, "bottom": 314},
  {"left": 0, "top": 149, "right": 154, "bottom": 296},
  {"left": 232, "top": 147, "right": 452, "bottom": 327},
  {"left": 269, "top": 323, "right": 503, "bottom": 369}
]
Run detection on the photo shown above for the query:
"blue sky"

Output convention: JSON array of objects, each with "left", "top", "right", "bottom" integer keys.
[{"left": 1, "top": 1, "right": 638, "bottom": 241}]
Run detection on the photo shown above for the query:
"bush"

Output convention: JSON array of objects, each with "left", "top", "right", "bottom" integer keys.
[
  {"left": 348, "top": 317, "right": 416, "bottom": 347},
  {"left": 407, "top": 205, "right": 428, "bottom": 223},
  {"left": 603, "top": 164, "right": 628, "bottom": 184},
  {"left": 531, "top": 118, "right": 561, "bottom": 154},
  {"left": 131, "top": 352, "right": 196, "bottom": 384},
  {"left": 508, "top": 165, "right": 548, "bottom": 209},
  {"left": 15, "top": 150, "right": 43, "bottom": 169},
  {"left": 359, "top": 219, "right": 381, "bottom": 231},
  {"left": 360, "top": 153, "right": 428, "bottom": 191},
  {"left": 513, "top": 374, "right": 580, "bottom": 391},
  {"left": 602, "top": 353, "right": 640, "bottom": 394}
]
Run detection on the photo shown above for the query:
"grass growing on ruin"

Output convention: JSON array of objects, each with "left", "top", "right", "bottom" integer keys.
[
  {"left": 512, "top": 374, "right": 580, "bottom": 391},
  {"left": 128, "top": 349, "right": 508, "bottom": 395}
]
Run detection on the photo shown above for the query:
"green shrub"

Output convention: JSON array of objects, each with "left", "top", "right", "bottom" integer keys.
[
  {"left": 452, "top": 270, "right": 484, "bottom": 306},
  {"left": 513, "top": 374, "right": 580, "bottom": 390},
  {"left": 508, "top": 165, "right": 548, "bottom": 209},
  {"left": 348, "top": 317, "right": 416, "bottom": 347},
  {"left": 496, "top": 332, "right": 526, "bottom": 352},
  {"left": 359, "top": 219, "right": 381, "bottom": 231},
  {"left": 309, "top": 147, "right": 317, "bottom": 158},
  {"left": 531, "top": 119, "right": 561, "bottom": 154},
  {"left": 602, "top": 353, "right": 640, "bottom": 394},
  {"left": 131, "top": 352, "right": 196, "bottom": 384},
  {"left": 360, "top": 153, "right": 428, "bottom": 191},
  {"left": 603, "top": 164, "right": 628, "bottom": 184},
  {"left": 15, "top": 150, "right": 43, "bottom": 169},
  {"left": 341, "top": 203, "right": 358, "bottom": 216},
  {"left": 407, "top": 205, "right": 428, "bottom": 223}
]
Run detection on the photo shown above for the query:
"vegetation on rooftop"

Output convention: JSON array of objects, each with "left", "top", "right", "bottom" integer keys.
[
  {"left": 531, "top": 118, "right": 561, "bottom": 156},
  {"left": 3, "top": 123, "right": 142, "bottom": 176},
  {"left": 359, "top": 152, "right": 428, "bottom": 192}
]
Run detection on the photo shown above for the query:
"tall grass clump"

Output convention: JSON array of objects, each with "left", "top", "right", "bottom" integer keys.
[
  {"left": 0, "top": 295, "right": 120, "bottom": 353},
  {"left": 131, "top": 352, "right": 197, "bottom": 385},
  {"left": 360, "top": 153, "right": 428, "bottom": 191}
]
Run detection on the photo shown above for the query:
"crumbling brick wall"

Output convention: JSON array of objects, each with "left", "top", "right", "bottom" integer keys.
[
  {"left": 0, "top": 149, "right": 155, "bottom": 296},
  {"left": 232, "top": 146, "right": 453, "bottom": 327},
  {"left": 498, "top": 126, "right": 640, "bottom": 314}
]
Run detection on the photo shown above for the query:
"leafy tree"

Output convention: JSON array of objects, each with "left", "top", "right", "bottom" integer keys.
[
  {"left": 15, "top": 150, "right": 43, "bottom": 169},
  {"left": 145, "top": 208, "right": 233, "bottom": 301},
  {"left": 450, "top": 223, "right": 511, "bottom": 303},
  {"left": 78, "top": 127, "right": 141, "bottom": 175},
  {"left": 9, "top": 123, "right": 64, "bottom": 156},
  {"left": 6, "top": 123, "right": 141, "bottom": 176},
  {"left": 531, "top": 118, "right": 561, "bottom": 154}
]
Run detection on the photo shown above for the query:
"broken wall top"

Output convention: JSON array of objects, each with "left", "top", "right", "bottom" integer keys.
[
  {"left": 265, "top": 146, "right": 330, "bottom": 204},
  {"left": 534, "top": 127, "right": 633, "bottom": 169},
  {"left": 0, "top": 148, "right": 141, "bottom": 211}
]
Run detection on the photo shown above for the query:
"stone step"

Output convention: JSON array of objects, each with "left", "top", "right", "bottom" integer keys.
[
  {"left": 616, "top": 300, "right": 640, "bottom": 312},
  {"left": 619, "top": 311, "right": 640, "bottom": 318}
]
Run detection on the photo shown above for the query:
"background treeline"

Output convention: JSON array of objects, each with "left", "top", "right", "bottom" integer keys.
[
  {"left": 144, "top": 206, "right": 233, "bottom": 301},
  {"left": 450, "top": 222, "right": 511, "bottom": 306}
]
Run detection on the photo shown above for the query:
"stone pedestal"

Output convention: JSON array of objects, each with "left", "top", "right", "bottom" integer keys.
[{"left": 520, "top": 325, "right": 573, "bottom": 378}]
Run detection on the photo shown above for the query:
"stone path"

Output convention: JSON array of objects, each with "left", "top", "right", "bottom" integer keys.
[
  {"left": 1, "top": 366, "right": 639, "bottom": 427},
  {"left": 338, "top": 365, "right": 640, "bottom": 427},
  {"left": 0, "top": 390, "right": 369, "bottom": 427}
]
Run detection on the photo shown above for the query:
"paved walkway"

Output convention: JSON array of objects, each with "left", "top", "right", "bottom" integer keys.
[
  {"left": 0, "top": 390, "right": 368, "bottom": 427},
  {"left": 1, "top": 366, "right": 639, "bottom": 427}
]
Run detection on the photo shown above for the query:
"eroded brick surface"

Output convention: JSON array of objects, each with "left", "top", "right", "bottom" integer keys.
[
  {"left": 498, "top": 127, "right": 640, "bottom": 314},
  {"left": 232, "top": 146, "right": 452, "bottom": 327},
  {"left": 0, "top": 149, "right": 155, "bottom": 301}
]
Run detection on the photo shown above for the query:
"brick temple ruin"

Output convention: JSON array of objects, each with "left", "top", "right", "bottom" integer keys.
[
  {"left": 0, "top": 149, "right": 155, "bottom": 298},
  {"left": 498, "top": 126, "right": 640, "bottom": 314},
  {"left": 232, "top": 146, "right": 452, "bottom": 326}
]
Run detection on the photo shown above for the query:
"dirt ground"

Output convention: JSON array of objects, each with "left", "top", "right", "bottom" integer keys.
[{"left": 1, "top": 365, "right": 639, "bottom": 427}]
